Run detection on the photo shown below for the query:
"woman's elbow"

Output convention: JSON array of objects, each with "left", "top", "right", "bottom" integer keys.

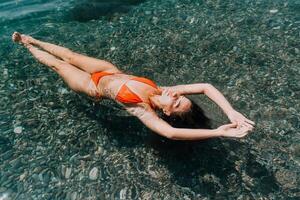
[
  {"left": 203, "top": 83, "right": 214, "bottom": 94},
  {"left": 203, "top": 83, "right": 213, "bottom": 89}
]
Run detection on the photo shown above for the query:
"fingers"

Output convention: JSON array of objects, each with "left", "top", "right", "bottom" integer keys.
[
  {"left": 233, "top": 117, "right": 255, "bottom": 129},
  {"left": 236, "top": 130, "right": 249, "bottom": 138},
  {"left": 240, "top": 121, "right": 254, "bottom": 129},
  {"left": 245, "top": 119, "right": 255, "bottom": 125},
  {"left": 245, "top": 125, "right": 253, "bottom": 130},
  {"left": 12, "top": 32, "right": 22, "bottom": 43},
  {"left": 218, "top": 123, "right": 237, "bottom": 132},
  {"left": 162, "top": 88, "right": 180, "bottom": 98},
  {"left": 222, "top": 123, "right": 253, "bottom": 138},
  {"left": 241, "top": 115, "right": 255, "bottom": 125},
  {"left": 168, "top": 90, "right": 178, "bottom": 98},
  {"left": 234, "top": 124, "right": 253, "bottom": 137},
  {"left": 236, "top": 126, "right": 251, "bottom": 138},
  {"left": 12, "top": 32, "right": 17, "bottom": 41},
  {"left": 229, "top": 111, "right": 255, "bottom": 127},
  {"left": 162, "top": 89, "right": 169, "bottom": 96},
  {"left": 236, "top": 121, "right": 242, "bottom": 128},
  {"left": 163, "top": 89, "right": 172, "bottom": 96},
  {"left": 224, "top": 122, "right": 238, "bottom": 129},
  {"left": 172, "top": 92, "right": 179, "bottom": 98}
]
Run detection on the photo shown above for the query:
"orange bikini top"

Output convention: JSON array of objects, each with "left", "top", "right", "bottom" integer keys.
[{"left": 91, "top": 71, "right": 158, "bottom": 104}]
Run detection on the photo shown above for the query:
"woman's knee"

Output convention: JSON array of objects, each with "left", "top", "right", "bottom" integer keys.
[{"left": 61, "top": 49, "right": 75, "bottom": 63}]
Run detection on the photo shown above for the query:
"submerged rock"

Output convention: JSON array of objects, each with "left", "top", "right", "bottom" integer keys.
[
  {"left": 19, "top": 172, "right": 28, "bottom": 181},
  {"left": 269, "top": 9, "right": 278, "bottom": 14},
  {"left": 89, "top": 167, "right": 98, "bottom": 180},
  {"left": 65, "top": 168, "right": 72, "bottom": 179},
  {"left": 94, "top": 146, "right": 103, "bottom": 156},
  {"left": 275, "top": 169, "right": 298, "bottom": 190},
  {"left": 13, "top": 126, "right": 22, "bottom": 134},
  {"left": 1, "top": 0, "right": 299, "bottom": 198},
  {"left": 120, "top": 188, "right": 127, "bottom": 200}
]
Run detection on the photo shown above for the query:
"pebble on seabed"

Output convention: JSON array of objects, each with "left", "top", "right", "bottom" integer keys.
[
  {"left": 13, "top": 126, "right": 22, "bottom": 134},
  {"left": 65, "top": 168, "right": 72, "bottom": 179},
  {"left": 1, "top": 0, "right": 299, "bottom": 199},
  {"left": 0, "top": 193, "right": 10, "bottom": 200},
  {"left": 94, "top": 147, "right": 102, "bottom": 156},
  {"left": 120, "top": 188, "right": 127, "bottom": 200},
  {"left": 89, "top": 167, "right": 98, "bottom": 180},
  {"left": 269, "top": 9, "right": 278, "bottom": 14},
  {"left": 19, "top": 172, "right": 28, "bottom": 181}
]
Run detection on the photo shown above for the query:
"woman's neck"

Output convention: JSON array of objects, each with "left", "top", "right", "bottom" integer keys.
[{"left": 149, "top": 95, "right": 161, "bottom": 110}]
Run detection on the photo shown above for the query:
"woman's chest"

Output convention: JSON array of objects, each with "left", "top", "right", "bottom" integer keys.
[{"left": 98, "top": 75, "right": 159, "bottom": 102}]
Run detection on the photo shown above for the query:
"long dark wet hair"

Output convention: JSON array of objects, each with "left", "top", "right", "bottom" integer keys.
[{"left": 161, "top": 97, "right": 211, "bottom": 129}]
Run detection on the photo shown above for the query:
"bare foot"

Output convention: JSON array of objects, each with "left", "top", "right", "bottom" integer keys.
[{"left": 12, "top": 32, "right": 34, "bottom": 45}]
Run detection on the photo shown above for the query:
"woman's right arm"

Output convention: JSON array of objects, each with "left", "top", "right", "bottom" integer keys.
[{"left": 126, "top": 106, "right": 252, "bottom": 140}]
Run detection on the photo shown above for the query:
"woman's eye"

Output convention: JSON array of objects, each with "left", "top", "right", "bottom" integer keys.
[{"left": 174, "top": 100, "right": 180, "bottom": 108}]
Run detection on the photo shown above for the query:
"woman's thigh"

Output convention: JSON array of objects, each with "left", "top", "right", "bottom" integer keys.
[
  {"left": 56, "top": 62, "right": 98, "bottom": 97},
  {"left": 68, "top": 52, "right": 122, "bottom": 74}
]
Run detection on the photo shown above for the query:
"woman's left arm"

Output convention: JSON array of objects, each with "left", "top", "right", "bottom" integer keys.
[{"left": 163, "top": 83, "right": 255, "bottom": 127}]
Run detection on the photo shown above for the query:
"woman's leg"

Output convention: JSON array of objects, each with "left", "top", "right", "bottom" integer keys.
[
  {"left": 26, "top": 44, "right": 97, "bottom": 96},
  {"left": 13, "top": 32, "right": 121, "bottom": 74},
  {"left": 12, "top": 32, "right": 98, "bottom": 97}
]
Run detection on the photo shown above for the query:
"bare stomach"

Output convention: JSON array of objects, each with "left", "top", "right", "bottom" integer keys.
[
  {"left": 93, "top": 73, "right": 160, "bottom": 104},
  {"left": 95, "top": 73, "right": 135, "bottom": 99}
]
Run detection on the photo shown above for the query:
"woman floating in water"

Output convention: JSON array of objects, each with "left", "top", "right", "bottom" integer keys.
[{"left": 12, "top": 32, "right": 254, "bottom": 140}]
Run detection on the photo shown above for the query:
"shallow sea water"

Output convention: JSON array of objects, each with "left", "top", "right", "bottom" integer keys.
[{"left": 0, "top": 0, "right": 299, "bottom": 199}]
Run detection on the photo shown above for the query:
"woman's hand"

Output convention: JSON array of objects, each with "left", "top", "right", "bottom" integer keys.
[
  {"left": 227, "top": 110, "right": 255, "bottom": 129},
  {"left": 161, "top": 87, "right": 181, "bottom": 98},
  {"left": 217, "top": 123, "right": 253, "bottom": 138}
]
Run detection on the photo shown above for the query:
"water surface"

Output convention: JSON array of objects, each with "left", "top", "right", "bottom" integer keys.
[{"left": 0, "top": 0, "right": 299, "bottom": 199}]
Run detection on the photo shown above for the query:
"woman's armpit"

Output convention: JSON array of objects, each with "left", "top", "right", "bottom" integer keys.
[{"left": 125, "top": 105, "right": 154, "bottom": 119}]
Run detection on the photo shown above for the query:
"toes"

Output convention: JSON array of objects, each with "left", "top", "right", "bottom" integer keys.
[
  {"left": 12, "top": 32, "right": 21, "bottom": 42},
  {"left": 12, "top": 33, "right": 16, "bottom": 40}
]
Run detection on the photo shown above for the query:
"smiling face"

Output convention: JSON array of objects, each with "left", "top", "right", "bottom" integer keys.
[{"left": 157, "top": 90, "right": 192, "bottom": 116}]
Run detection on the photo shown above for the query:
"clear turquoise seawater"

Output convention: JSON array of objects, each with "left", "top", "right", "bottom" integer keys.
[{"left": 0, "top": 0, "right": 299, "bottom": 199}]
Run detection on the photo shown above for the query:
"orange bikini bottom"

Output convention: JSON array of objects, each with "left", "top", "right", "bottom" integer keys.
[{"left": 91, "top": 71, "right": 158, "bottom": 104}]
